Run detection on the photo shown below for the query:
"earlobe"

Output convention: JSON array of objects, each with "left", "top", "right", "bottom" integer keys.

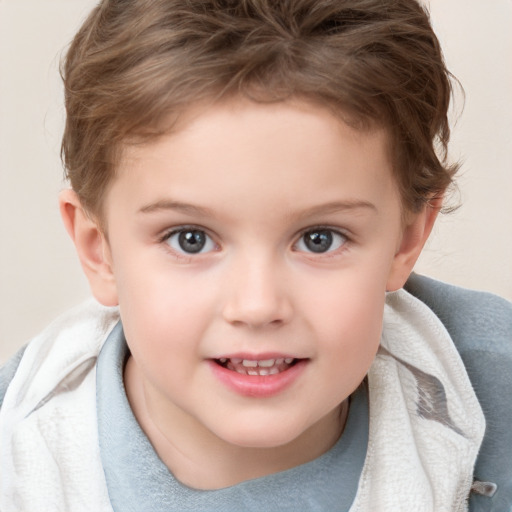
[
  {"left": 386, "top": 197, "right": 442, "bottom": 292},
  {"left": 59, "top": 189, "right": 118, "bottom": 306}
]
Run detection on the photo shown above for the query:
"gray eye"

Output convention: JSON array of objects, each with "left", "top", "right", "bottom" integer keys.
[
  {"left": 296, "top": 229, "right": 346, "bottom": 254},
  {"left": 166, "top": 229, "right": 216, "bottom": 254}
]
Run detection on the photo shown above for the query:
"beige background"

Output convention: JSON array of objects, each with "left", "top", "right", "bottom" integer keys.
[{"left": 1, "top": 0, "right": 511, "bottom": 363}]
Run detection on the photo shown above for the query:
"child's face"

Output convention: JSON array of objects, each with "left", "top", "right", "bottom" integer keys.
[{"left": 99, "top": 98, "right": 417, "bottom": 453}]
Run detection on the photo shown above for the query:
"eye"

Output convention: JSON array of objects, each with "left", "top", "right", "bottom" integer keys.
[
  {"left": 295, "top": 228, "right": 347, "bottom": 254},
  {"left": 164, "top": 228, "right": 216, "bottom": 254}
]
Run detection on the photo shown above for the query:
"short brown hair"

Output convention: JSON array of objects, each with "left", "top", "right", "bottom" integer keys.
[{"left": 61, "top": 0, "right": 459, "bottom": 217}]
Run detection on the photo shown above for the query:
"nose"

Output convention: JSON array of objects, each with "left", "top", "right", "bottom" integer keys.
[{"left": 221, "top": 254, "right": 293, "bottom": 329}]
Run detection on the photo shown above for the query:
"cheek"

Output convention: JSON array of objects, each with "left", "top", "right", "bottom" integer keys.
[
  {"left": 118, "top": 283, "right": 210, "bottom": 393},
  {"left": 324, "top": 293, "right": 384, "bottom": 352},
  {"left": 117, "top": 268, "right": 219, "bottom": 356},
  {"left": 308, "top": 274, "right": 386, "bottom": 370}
]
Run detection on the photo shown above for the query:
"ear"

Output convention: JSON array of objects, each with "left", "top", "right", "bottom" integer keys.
[
  {"left": 386, "top": 196, "right": 442, "bottom": 292},
  {"left": 59, "top": 189, "right": 118, "bottom": 306}
]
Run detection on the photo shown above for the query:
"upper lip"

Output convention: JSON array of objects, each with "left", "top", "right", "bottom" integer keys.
[{"left": 211, "top": 352, "right": 304, "bottom": 361}]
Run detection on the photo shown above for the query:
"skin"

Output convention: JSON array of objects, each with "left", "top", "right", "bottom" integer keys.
[{"left": 60, "top": 98, "right": 439, "bottom": 490}]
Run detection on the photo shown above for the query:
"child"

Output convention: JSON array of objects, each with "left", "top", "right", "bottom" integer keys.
[{"left": 1, "top": 0, "right": 511, "bottom": 510}]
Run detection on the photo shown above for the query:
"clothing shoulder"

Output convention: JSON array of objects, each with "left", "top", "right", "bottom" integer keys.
[
  {"left": 406, "top": 273, "right": 512, "bottom": 511},
  {"left": 0, "top": 300, "right": 120, "bottom": 412},
  {"left": 405, "top": 273, "right": 512, "bottom": 354}
]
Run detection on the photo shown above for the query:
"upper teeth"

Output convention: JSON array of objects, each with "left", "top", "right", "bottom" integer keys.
[
  {"left": 229, "top": 358, "right": 294, "bottom": 367},
  {"left": 220, "top": 357, "right": 297, "bottom": 376},
  {"left": 256, "top": 359, "right": 275, "bottom": 367},
  {"left": 221, "top": 357, "right": 294, "bottom": 367}
]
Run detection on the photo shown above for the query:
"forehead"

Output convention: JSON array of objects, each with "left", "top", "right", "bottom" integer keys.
[{"left": 108, "top": 98, "right": 398, "bottom": 220}]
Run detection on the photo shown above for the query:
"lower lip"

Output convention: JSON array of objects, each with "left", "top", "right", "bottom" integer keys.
[{"left": 209, "top": 359, "right": 308, "bottom": 398}]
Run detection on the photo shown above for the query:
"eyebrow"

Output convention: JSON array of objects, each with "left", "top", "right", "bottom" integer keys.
[
  {"left": 138, "top": 198, "right": 377, "bottom": 220},
  {"left": 138, "top": 199, "right": 215, "bottom": 217},
  {"left": 292, "top": 200, "right": 378, "bottom": 220}
]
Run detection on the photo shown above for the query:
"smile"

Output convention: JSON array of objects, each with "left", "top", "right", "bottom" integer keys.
[
  {"left": 210, "top": 356, "right": 307, "bottom": 397},
  {"left": 215, "top": 357, "right": 298, "bottom": 376}
]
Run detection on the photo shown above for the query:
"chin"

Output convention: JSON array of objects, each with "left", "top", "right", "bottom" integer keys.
[{"left": 215, "top": 419, "right": 309, "bottom": 450}]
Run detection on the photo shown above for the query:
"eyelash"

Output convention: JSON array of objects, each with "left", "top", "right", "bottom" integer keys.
[{"left": 158, "top": 225, "right": 351, "bottom": 259}]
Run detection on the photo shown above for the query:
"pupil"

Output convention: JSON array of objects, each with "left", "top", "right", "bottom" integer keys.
[
  {"left": 178, "top": 230, "right": 206, "bottom": 253},
  {"left": 305, "top": 230, "right": 332, "bottom": 253}
]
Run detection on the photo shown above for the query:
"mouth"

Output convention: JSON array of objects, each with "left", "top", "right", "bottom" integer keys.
[
  {"left": 214, "top": 357, "right": 300, "bottom": 376},
  {"left": 210, "top": 355, "right": 308, "bottom": 397}
]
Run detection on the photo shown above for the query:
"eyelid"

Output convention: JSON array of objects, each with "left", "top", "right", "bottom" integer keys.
[
  {"left": 295, "top": 225, "right": 351, "bottom": 240},
  {"left": 158, "top": 224, "right": 211, "bottom": 241}
]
